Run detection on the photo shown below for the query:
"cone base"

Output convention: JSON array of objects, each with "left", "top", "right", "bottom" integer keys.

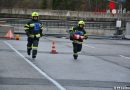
[{"left": 51, "top": 50, "right": 57, "bottom": 54}]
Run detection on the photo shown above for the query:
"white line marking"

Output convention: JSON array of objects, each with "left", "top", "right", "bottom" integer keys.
[
  {"left": 4, "top": 41, "right": 66, "bottom": 90},
  {"left": 83, "top": 44, "right": 95, "bottom": 49},
  {"left": 119, "top": 55, "right": 130, "bottom": 60}
]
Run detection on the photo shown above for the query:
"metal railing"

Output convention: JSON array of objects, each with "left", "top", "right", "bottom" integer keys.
[
  {"left": 0, "top": 18, "right": 123, "bottom": 36},
  {"left": 0, "top": 9, "right": 130, "bottom": 19}
]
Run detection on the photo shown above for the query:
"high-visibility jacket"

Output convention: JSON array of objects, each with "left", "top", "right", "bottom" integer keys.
[{"left": 24, "top": 20, "right": 43, "bottom": 38}]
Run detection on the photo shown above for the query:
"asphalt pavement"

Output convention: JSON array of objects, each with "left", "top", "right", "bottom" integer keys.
[{"left": 0, "top": 36, "right": 130, "bottom": 90}]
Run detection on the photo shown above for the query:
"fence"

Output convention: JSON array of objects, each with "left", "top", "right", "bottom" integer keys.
[
  {"left": 0, "top": 9, "right": 130, "bottom": 19},
  {"left": 0, "top": 18, "right": 126, "bottom": 36}
]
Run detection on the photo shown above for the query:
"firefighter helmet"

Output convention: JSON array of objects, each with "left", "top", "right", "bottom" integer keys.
[
  {"left": 78, "top": 20, "right": 85, "bottom": 25},
  {"left": 31, "top": 12, "right": 39, "bottom": 17}
]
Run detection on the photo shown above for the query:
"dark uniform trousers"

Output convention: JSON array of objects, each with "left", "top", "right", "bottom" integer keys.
[
  {"left": 27, "top": 37, "right": 39, "bottom": 57},
  {"left": 73, "top": 42, "right": 82, "bottom": 54}
]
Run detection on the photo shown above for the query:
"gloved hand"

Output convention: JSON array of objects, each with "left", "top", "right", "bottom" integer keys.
[
  {"left": 40, "top": 33, "right": 44, "bottom": 37},
  {"left": 25, "top": 30, "right": 29, "bottom": 36},
  {"left": 84, "top": 35, "right": 88, "bottom": 39},
  {"left": 27, "top": 33, "right": 29, "bottom": 37}
]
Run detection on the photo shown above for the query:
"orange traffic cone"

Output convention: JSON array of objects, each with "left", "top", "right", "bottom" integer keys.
[
  {"left": 51, "top": 41, "right": 57, "bottom": 54},
  {"left": 5, "top": 30, "right": 14, "bottom": 39},
  {"left": 15, "top": 34, "right": 20, "bottom": 40}
]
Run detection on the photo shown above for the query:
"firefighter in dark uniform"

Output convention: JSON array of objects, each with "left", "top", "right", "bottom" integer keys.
[
  {"left": 69, "top": 20, "right": 88, "bottom": 60},
  {"left": 24, "top": 12, "right": 43, "bottom": 59}
]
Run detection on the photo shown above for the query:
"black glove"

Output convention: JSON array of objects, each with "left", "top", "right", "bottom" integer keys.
[
  {"left": 26, "top": 33, "right": 29, "bottom": 37},
  {"left": 40, "top": 33, "right": 44, "bottom": 37},
  {"left": 84, "top": 35, "right": 88, "bottom": 39}
]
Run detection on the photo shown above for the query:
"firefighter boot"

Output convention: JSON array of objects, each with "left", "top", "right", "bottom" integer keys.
[
  {"left": 32, "top": 50, "right": 37, "bottom": 59},
  {"left": 27, "top": 48, "right": 32, "bottom": 55},
  {"left": 73, "top": 53, "right": 78, "bottom": 60}
]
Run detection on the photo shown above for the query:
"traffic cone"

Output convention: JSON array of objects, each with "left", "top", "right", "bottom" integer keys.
[
  {"left": 51, "top": 41, "right": 57, "bottom": 54},
  {"left": 5, "top": 30, "right": 14, "bottom": 39},
  {"left": 15, "top": 34, "right": 20, "bottom": 40}
]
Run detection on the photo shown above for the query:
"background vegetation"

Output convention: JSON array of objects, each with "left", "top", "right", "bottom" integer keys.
[{"left": 0, "top": 0, "right": 129, "bottom": 12}]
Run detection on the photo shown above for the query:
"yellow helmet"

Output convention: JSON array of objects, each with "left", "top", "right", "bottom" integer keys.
[
  {"left": 78, "top": 20, "right": 85, "bottom": 25},
  {"left": 31, "top": 12, "right": 39, "bottom": 17}
]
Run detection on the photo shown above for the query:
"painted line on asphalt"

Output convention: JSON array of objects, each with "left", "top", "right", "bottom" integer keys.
[
  {"left": 4, "top": 41, "right": 66, "bottom": 90},
  {"left": 83, "top": 44, "right": 95, "bottom": 49},
  {"left": 119, "top": 55, "right": 130, "bottom": 60}
]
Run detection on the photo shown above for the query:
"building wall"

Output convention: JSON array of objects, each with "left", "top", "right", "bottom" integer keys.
[{"left": 125, "top": 22, "right": 130, "bottom": 38}]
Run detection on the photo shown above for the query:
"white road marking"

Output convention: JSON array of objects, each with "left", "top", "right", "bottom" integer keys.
[
  {"left": 4, "top": 41, "right": 66, "bottom": 90},
  {"left": 83, "top": 44, "right": 95, "bottom": 49},
  {"left": 119, "top": 55, "right": 130, "bottom": 60}
]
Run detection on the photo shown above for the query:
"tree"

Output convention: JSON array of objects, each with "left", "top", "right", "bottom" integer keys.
[{"left": 42, "top": 0, "right": 47, "bottom": 9}]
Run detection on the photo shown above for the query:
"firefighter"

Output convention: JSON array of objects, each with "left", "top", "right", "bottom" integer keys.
[
  {"left": 69, "top": 20, "right": 88, "bottom": 60},
  {"left": 24, "top": 12, "right": 43, "bottom": 59}
]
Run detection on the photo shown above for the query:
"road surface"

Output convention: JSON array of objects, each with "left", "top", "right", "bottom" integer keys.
[{"left": 0, "top": 37, "right": 130, "bottom": 90}]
